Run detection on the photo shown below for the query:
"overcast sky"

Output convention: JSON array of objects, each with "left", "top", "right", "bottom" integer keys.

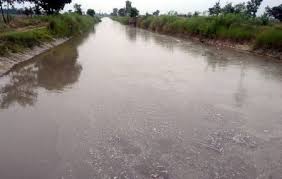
[{"left": 64, "top": 0, "right": 281, "bottom": 14}]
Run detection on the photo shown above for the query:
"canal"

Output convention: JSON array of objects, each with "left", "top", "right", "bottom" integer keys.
[{"left": 0, "top": 18, "right": 282, "bottom": 179}]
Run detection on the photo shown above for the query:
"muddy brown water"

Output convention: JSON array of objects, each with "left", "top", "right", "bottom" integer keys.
[{"left": 1, "top": 18, "right": 282, "bottom": 179}]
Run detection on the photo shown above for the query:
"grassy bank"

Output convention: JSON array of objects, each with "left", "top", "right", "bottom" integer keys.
[
  {"left": 0, "top": 14, "right": 100, "bottom": 56},
  {"left": 112, "top": 15, "right": 282, "bottom": 52}
]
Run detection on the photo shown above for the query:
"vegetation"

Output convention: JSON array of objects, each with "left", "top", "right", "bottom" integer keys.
[
  {"left": 0, "top": 14, "right": 100, "bottom": 56},
  {"left": 74, "top": 3, "right": 82, "bottom": 15},
  {"left": 87, "top": 9, "right": 95, "bottom": 17},
  {"left": 0, "top": 0, "right": 72, "bottom": 24},
  {"left": 0, "top": 0, "right": 100, "bottom": 56},
  {"left": 266, "top": 4, "right": 282, "bottom": 21},
  {"left": 112, "top": 1, "right": 282, "bottom": 52},
  {"left": 111, "top": 0, "right": 139, "bottom": 18}
]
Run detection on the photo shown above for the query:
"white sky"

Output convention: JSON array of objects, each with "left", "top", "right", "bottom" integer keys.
[{"left": 64, "top": 0, "right": 281, "bottom": 14}]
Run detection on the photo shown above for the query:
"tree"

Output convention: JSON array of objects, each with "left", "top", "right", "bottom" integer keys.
[
  {"left": 209, "top": 1, "right": 221, "bottom": 16},
  {"left": 0, "top": 0, "right": 7, "bottom": 23},
  {"left": 129, "top": 7, "right": 139, "bottom": 17},
  {"left": 266, "top": 4, "right": 282, "bottom": 21},
  {"left": 112, "top": 8, "right": 118, "bottom": 16},
  {"left": 187, "top": 12, "right": 192, "bottom": 18},
  {"left": 73, "top": 3, "right": 82, "bottom": 15},
  {"left": 34, "top": 0, "right": 72, "bottom": 15},
  {"left": 125, "top": 0, "right": 131, "bottom": 16},
  {"left": 222, "top": 3, "right": 235, "bottom": 14},
  {"left": 23, "top": 7, "right": 33, "bottom": 16},
  {"left": 193, "top": 11, "right": 200, "bottom": 16},
  {"left": 168, "top": 10, "right": 177, "bottom": 16},
  {"left": 87, "top": 9, "right": 95, "bottom": 17},
  {"left": 118, "top": 8, "right": 125, "bottom": 16},
  {"left": 234, "top": 3, "right": 247, "bottom": 14},
  {"left": 259, "top": 12, "right": 270, "bottom": 25},
  {"left": 0, "top": 0, "right": 25, "bottom": 23},
  {"left": 33, "top": 2, "right": 42, "bottom": 15},
  {"left": 153, "top": 10, "right": 160, "bottom": 16},
  {"left": 246, "top": 0, "right": 263, "bottom": 17}
]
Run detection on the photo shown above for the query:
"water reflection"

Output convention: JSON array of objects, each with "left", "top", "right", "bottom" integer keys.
[
  {"left": 0, "top": 66, "right": 38, "bottom": 108},
  {"left": 0, "top": 32, "right": 93, "bottom": 109},
  {"left": 125, "top": 26, "right": 137, "bottom": 42},
  {"left": 121, "top": 24, "right": 282, "bottom": 110}
]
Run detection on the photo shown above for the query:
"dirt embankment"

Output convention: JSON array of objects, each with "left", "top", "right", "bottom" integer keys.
[
  {"left": 0, "top": 38, "right": 69, "bottom": 76},
  {"left": 142, "top": 27, "right": 282, "bottom": 60},
  {"left": 114, "top": 16, "right": 282, "bottom": 60},
  {"left": 188, "top": 36, "right": 282, "bottom": 60}
]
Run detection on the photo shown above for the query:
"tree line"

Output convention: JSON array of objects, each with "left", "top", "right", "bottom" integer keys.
[
  {"left": 111, "top": 0, "right": 282, "bottom": 22},
  {"left": 111, "top": 1, "right": 139, "bottom": 18},
  {"left": 208, "top": 0, "right": 281, "bottom": 21},
  {"left": 0, "top": 0, "right": 96, "bottom": 24}
]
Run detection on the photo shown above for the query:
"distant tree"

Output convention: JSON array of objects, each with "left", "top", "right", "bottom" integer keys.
[
  {"left": 193, "top": 11, "right": 200, "bottom": 16},
  {"left": 145, "top": 12, "right": 151, "bottom": 16},
  {"left": 246, "top": 0, "right": 263, "bottom": 17},
  {"left": 0, "top": 0, "right": 8, "bottom": 23},
  {"left": 129, "top": 7, "right": 138, "bottom": 17},
  {"left": 33, "top": 0, "right": 72, "bottom": 15},
  {"left": 266, "top": 4, "right": 282, "bottom": 21},
  {"left": 209, "top": 1, "right": 221, "bottom": 16},
  {"left": 234, "top": 3, "right": 247, "bottom": 14},
  {"left": 74, "top": 3, "right": 82, "bottom": 15},
  {"left": 118, "top": 8, "right": 126, "bottom": 16},
  {"left": 112, "top": 8, "right": 118, "bottom": 16},
  {"left": 33, "top": 3, "right": 42, "bottom": 15},
  {"left": 23, "top": 7, "right": 33, "bottom": 17},
  {"left": 187, "top": 12, "right": 192, "bottom": 18},
  {"left": 168, "top": 10, "right": 177, "bottom": 16},
  {"left": 125, "top": 0, "right": 132, "bottom": 16},
  {"left": 222, "top": 3, "right": 235, "bottom": 14},
  {"left": 153, "top": 10, "right": 160, "bottom": 16},
  {"left": 259, "top": 12, "right": 270, "bottom": 25},
  {"left": 87, "top": 9, "right": 95, "bottom": 17},
  {"left": 0, "top": 0, "right": 26, "bottom": 23}
]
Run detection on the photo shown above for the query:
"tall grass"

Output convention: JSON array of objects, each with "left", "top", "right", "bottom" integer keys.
[
  {"left": 40, "top": 14, "right": 99, "bottom": 37},
  {"left": 255, "top": 27, "right": 282, "bottom": 50},
  {"left": 111, "top": 16, "right": 130, "bottom": 25},
  {"left": 0, "top": 14, "right": 100, "bottom": 56},
  {"left": 0, "top": 28, "right": 52, "bottom": 55},
  {"left": 113, "top": 14, "right": 282, "bottom": 50}
]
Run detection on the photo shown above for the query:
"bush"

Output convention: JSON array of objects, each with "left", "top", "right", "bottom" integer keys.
[{"left": 255, "top": 27, "right": 282, "bottom": 50}]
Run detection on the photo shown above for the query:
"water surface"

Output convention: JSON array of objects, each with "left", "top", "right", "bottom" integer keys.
[{"left": 1, "top": 18, "right": 282, "bottom": 179}]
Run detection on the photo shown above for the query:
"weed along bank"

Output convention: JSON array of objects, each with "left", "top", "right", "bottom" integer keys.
[
  {"left": 112, "top": 1, "right": 282, "bottom": 60},
  {"left": 0, "top": 0, "right": 100, "bottom": 75}
]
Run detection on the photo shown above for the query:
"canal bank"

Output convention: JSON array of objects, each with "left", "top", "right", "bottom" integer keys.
[
  {"left": 112, "top": 16, "right": 282, "bottom": 60},
  {"left": 0, "top": 14, "right": 100, "bottom": 76}
]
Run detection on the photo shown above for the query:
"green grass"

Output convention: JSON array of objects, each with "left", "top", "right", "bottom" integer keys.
[
  {"left": 111, "top": 16, "right": 130, "bottom": 25},
  {"left": 40, "top": 13, "right": 100, "bottom": 37},
  {"left": 0, "top": 14, "right": 100, "bottom": 56},
  {"left": 0, "top": 28, "right": 52, "bottom": 55},
  {"left": 112, "top": 14, "right": 282, "bottom": 51},
  {"left": 255, "top": 27, "right": 282, "bottom": 50}
]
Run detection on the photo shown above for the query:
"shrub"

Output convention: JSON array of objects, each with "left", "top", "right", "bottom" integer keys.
[{"left": 255, "top": 27, "right": 282, "bottom": 50}]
